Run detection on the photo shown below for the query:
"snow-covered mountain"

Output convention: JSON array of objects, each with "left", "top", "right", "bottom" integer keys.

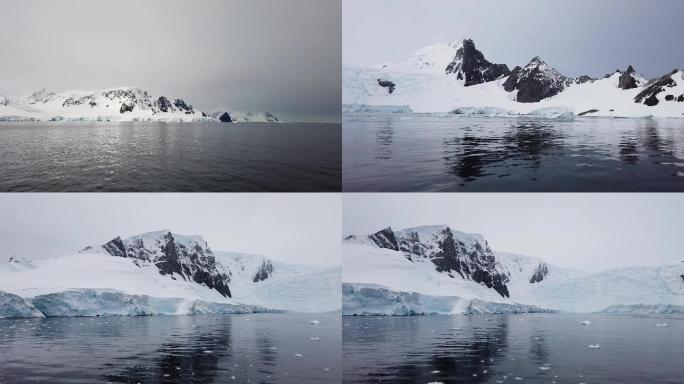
[
  {"left": 343, "top": 38, "right": 684, "bottom": 118},
  {"left": 0, "top": 230, "right": 340, "bottom": 318},
  {"left": 343, "top": 225, "right": 684, "bottom": 315},
  {"left": 0, "top": 87, "right": 281, "bottom": 123}
]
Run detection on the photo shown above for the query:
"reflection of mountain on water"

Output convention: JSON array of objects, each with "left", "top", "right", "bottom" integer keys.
[
  {"left": 344, "top": 316, "right": 509, "bottom": 383},
  {"left": 443, "top": 121, "right": 564, "bottom": 183},
  {"left": 374, "top": 119, "right": 394, "bottom": 160},
  {"left": 103, "top": 318, "right": 238, "bottom": 383}
]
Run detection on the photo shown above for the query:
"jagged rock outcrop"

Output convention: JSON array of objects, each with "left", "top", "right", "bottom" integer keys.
[
  {"left": 219, "top": 112, "right": 232, "bottom": 122},
  {"left": 253, "top": 260, "right": 274, "bottom": 282},
  {"left": 635, "top": 70, "right": 681, "bottom": 106},
  {"left": 529, "top": 263, "right": 549, "bottom": 283},
  {"left": 377, "top": 79, "right": 396, "bottom": 94},
  {"left": 369, "top": 226, "right": 510, "bottom": 298},
  {"left": 101, "top": 231, "right": 231, "bottom": 297},
  {"left": 503, "top": 57, "right": 569, "bottom": 102},
  {"left": 573, "top": 75, "right": 596, "bottom": 84},
  {"left": 369, "top": 227, "right": 399, "bottom": 251},
  {"left": 445, "top": 39, "right": 510, "bottom": 86},
  {"left": 173, "top": 99, "right": 194, "bottom": 114},
  {"left": 119, "top": 102, "right": 134, "bottom": 113},
  {"left": 618, "top": 65, "right": 639, "bottom": 90},
  {"left": 155, "top": 96, "right": 173, "bottom": 112}
]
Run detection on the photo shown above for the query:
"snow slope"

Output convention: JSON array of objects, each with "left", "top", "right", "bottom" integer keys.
[
  {"left": 343, "top": 40, "right": 684, "bottom": 118},
  {"left": 343, "top": 226, "right": 684, "bottom": 315},
  {"left": 0, "top": 87, "right": 281, "bottom": 123},
  {"left": 215, "top": 251, "right": 341, "bottom": 313}
]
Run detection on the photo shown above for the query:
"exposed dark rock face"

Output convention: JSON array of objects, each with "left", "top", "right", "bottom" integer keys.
[
  {"left": 677, "top": 95, "right": 684, "bottom": 102},
  {"left": 618, "top": 65, "right": 639, "bottom": 89},
  {"left": 369, "top": 227, "right": 399, "bottom": 251},
  {"left": 665, "top": 94, "right": 675, "bottom": 101},
  {"left": 173, "top": 99, "right": 194, "bottom": 114},
  {"left": 529, "top": 263, "right": 549, "bottom": 283},
  {"left": 219, "top": 112, "right": 232, "bottom": 122},
  {"left": 502, "top": 57, "right": 569, "bottom": 103},
  {"left": 377, "top": 79, "right": 396, "bottom": 94},
  {"left": 119, "top": 102, "right": 134, "bottom": 113},
  {"left": 445, "top": 39, "right": 510, "bottom": 86},
  {"left": 635, "top": 70, "right": 679, "bottom": 106},
  {"left": 253, "top": 260, "right": 274, "bottom": 282},
  {"left": 681, "top": 274, "right": 684, "bottom": 282},
  {"left": 100, "top": 231, "right": 231, "bottom": 297},
  {"left": 370, "top": 226, "right": 510, "bottom": 298},
  {"left": 103, "top": 237, "right": 126, "bottom": 257},
  {"left": 573, "top": 75, "right": 595, "bottom": 84},
  {"left": 578, "top": 109, "right": 599, "bottom": 116},
  {"left": 156, "top": 96, "right": 173, "bottom": 112}
]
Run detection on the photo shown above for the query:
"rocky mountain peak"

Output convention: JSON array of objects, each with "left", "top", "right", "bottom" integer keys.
[
  {"left": 529, "top": 263, "right": 549, "bottom": 283},
  {"left": 445, "top": 39, "right": 510, "bottom": 86},
  {"left": 368, "top": 225, "right": 510, "bottom": 298},
  {"left": 98, "top": 230, "right": 231, "bottom": 297},
  {"left": 503, "top": 56, "right": 569, "bottom": 103}
]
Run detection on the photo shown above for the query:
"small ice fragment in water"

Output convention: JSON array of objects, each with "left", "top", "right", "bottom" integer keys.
[
  {"left": 203, "top": 350, "right": 214, "bottom": 354},
  {"left": 309, "top": 320, "right": 320, "bottom": 325},
  {"left": 588, "top": 344, "right": 600, "bottom": 349},
  {"left": 580, "top": 320, "right": 591, "bottom": 325},
  {"left": 230, "top": 376, "right": 236, "bottom": 380},
  {"left": 310, "top": 337, "right": 320, "bottom": 341},
  {"left": 294, "top": 353, "right": 303, "bottom": 357},
  {"left": 539, "top": 367, "right": 551, "bottom": 371},
  {"left": 656, "top": 323, "right": 668, "bottom": 327},
  {"left": 431, "top": 370, "right": 440, "bottom": 374},
  {"left": 515, "top": 377, "right": 523, "bottom": 380}
]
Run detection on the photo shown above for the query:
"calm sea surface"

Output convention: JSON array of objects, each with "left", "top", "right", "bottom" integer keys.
[
  {"left": 0, "top": 313, "right": 341, "bottom": 383},
  {"left": 343, "top": 313, "right": 684, "bottom": 383},
  {"left": 343, "top": 114, "right": 684, "bottom": 191},
  {"left": 0, "top": 122, "right": 341, "bottom": 192}
]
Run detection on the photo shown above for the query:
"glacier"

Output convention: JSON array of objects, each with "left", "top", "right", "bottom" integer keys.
[
  {"left": 0, "top": 230, "right": 340, "bottom": 318},
  {"left": 343, "top": 225, "right": 684, "bottom": 316}
]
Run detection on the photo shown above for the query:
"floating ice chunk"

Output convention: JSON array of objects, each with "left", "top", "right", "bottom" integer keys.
[
  {"left": 655, "top": 323, "right": 668, "bottom": 327},
  {"left": 309, "top": 337, "right": 320, "bottom": 341},
  {"left": 580, "top": 320, "right": 591, "bottom": 325},
  {"left": 515, "top": 377, "right": 523, "bottom": 380},
  {"left": 431, "top": 370, "right": 440, "bottom": 374},
  {"left": 203, "top": 350, "right": 214, "bottom": 354},
  {"left": 588, "top": 344, "right": 600, "bottom": 349},
  {"left": 309, "top": 319, "right": 320, "bottom": 325},
  {"left": 294, "top": 353, "right": 303, "bottom": 357},
  {"left": 539, "top": 366, "right": 551, "bottom": 371}
]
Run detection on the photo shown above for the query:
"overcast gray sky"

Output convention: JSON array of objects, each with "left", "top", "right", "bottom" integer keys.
[
  {"left": 0, "top": 0, "right": 341, "bottom": 123},
  {"left": 344, "top": 0, "right": 684, "bottom": 79},
  {"left": 0, "top": 193, "right": 341, "bottom": 267},
  {"left": 343, "top": 194, "right": 684, "bottom": 271}
]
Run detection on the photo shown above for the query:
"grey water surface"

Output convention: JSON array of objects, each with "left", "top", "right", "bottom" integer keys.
[
  {"left": 0, "top": 313, "right": 341, "bottom": 384},
  {"left": 0, "top": 122, "right": 341, "bottom": 192},
  {"left": 343, "top": 114, "right": 684, "bottom": 191},
  {"left": 342, "top": 313, "right": 684, "bottom": 383}
]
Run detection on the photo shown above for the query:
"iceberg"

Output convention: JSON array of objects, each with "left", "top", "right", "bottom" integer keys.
[{"left": 0, "top": 290, "right": 44, "bottom": 318}]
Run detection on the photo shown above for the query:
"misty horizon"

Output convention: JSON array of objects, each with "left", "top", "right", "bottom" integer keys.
[{"left": 1, "top": 0, "right": 341, "bottom": 123}]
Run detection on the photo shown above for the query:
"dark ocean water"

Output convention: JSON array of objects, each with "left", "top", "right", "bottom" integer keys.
[
  {"left": 0, "top": 313, "right": 341, "bottom": 384},
  {"left": 0, "top": 122, "right": 341, "bottom": 192},
  {"left": 342, "top": 313, "right": 684, "bottom": 384},
  {"left": 343, "top": 114, "right": 684, "bottom": 191}
]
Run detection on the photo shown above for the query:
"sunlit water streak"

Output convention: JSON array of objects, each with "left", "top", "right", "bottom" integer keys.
[{"left": 0, "top": 122, "right": 341, "bottom": 192}]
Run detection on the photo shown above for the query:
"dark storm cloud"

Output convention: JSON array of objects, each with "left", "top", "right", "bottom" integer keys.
[
  {"left": 0, "top": 0, "right": 341, "bottom": 122},
  {"left": 344, "top": 0, "right": 684, "bottom": 79}
]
